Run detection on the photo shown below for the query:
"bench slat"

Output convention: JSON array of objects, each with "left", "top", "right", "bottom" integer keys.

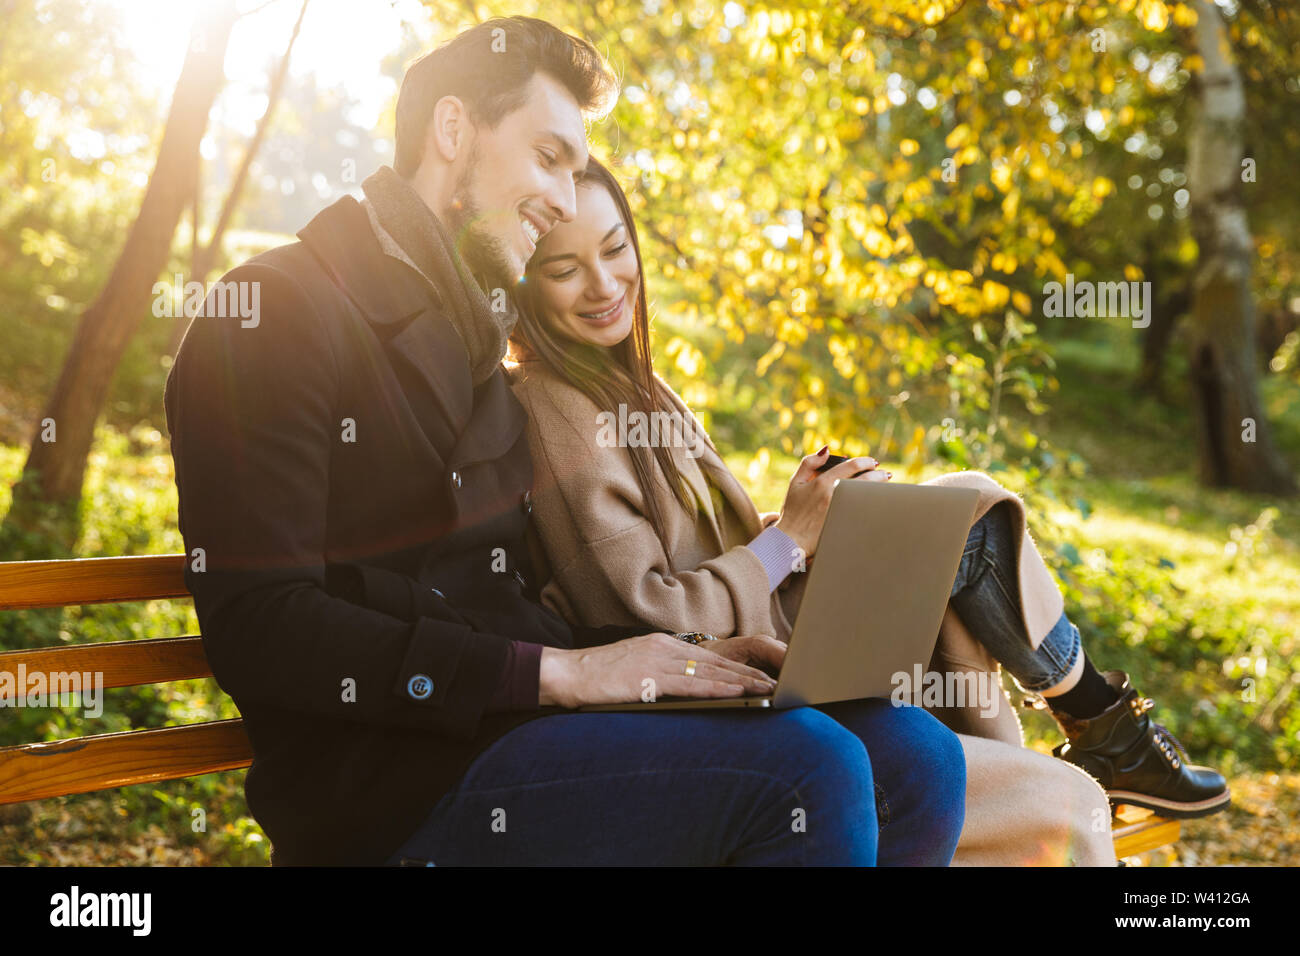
[
  {"left": 0, "top": 555, "right": 188, "bottom": 610},
  {"left": 1113, "top": 817, "right": 1183, "bottom": 857},
  {"left": 1112, "top": 804, "right": 1183, "bottom": 857},
  {"left": 0, "top": 719, "right": 252, "bottom": 805},
  {"left": 0, "top": 636, "right": 211, "bottom": 690}
]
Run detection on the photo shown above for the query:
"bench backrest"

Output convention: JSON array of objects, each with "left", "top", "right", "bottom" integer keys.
[{"left": 0, "top": 555, "right": 252, "bottom": 805}]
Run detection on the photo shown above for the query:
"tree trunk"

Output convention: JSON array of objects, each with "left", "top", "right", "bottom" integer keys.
[
  {"left": 1136, "top": 284, "right": 1189, "bottom": 398},
  {"left": 9, "top": 1, "right": 237, "bottom": 522},
  {"left": 168, "top": 0, "right": 311, "bottom": 356},
  {"left": 1185, "top": 0, "right": 1294, "bottom": 494}
]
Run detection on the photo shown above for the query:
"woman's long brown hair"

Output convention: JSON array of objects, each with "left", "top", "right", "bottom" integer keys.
[{"left": 508, "top": 156, "right": 695, "bottom": 545}]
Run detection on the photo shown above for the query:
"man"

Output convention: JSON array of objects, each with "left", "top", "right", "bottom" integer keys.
[{"left": 165, "top": 16, "right": 965, "bottom": 866}]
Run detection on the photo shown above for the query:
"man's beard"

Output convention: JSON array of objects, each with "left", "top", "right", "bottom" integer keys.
[{"left": 448, "top": 146, "right": 520, "bottom": 292}]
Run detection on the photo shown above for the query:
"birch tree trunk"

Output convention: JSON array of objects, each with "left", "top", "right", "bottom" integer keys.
[{"left": 1185, "top": 0, "right": 1294, "bottom": 494}]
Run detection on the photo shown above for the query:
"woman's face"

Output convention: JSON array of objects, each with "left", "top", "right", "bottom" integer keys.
[{"left": 527, "top": 182, "right": 639, "bottom": 349}]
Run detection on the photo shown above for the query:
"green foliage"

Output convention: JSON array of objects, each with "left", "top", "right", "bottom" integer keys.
[{"left": 0, "top": 1, "right": 162, "bottom": 433}]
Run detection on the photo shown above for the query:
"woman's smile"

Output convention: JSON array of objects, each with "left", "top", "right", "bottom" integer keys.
[{"left": 576, "top": 292, "right": 626, "bottom": 328}]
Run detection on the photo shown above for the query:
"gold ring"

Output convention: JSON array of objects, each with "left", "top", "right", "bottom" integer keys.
[{"left": 684, "top": 660, "right": 697, "bottom": 677}]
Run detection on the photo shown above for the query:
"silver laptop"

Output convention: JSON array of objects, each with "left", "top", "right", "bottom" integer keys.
[{"left": 580, "top": 480, "right": 980, "bottom": 711}]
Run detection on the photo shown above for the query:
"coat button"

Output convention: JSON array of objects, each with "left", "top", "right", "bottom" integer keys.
[
  {"left": 407, "top": 674, "right": 434, "bottom": 700},
  {"left": 450, "top": 471, "right": 462, "bottom": 489}
]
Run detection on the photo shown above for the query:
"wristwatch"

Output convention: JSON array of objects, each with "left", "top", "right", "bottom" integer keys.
[{"left": 674, "top": 631, "right": 717, "bottom": 645}]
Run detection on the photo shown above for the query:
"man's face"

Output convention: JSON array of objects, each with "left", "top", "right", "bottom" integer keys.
[{"left": 446, "top": 72, "right": 589, "bottom": 289}]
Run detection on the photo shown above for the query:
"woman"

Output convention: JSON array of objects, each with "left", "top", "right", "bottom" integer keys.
[{"left": 507, "top": 157, "right": 1230, "bottom": 865}]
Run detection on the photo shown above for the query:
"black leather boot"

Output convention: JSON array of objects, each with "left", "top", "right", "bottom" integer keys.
[{"left": 1048, "top": 671, "right": 1231, "bottom": 819}]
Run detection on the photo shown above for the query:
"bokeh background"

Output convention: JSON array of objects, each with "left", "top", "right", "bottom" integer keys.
[{"left": 1, "top": 0, "right": 1297, "bottom": 865}]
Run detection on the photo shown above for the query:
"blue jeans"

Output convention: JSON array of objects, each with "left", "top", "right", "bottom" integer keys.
[
  {"left": 384, "top": 698, "right": 964, "bottom": 866},
  {"left": 949, "top": 502, "right": 1081, "bottom": 692}
]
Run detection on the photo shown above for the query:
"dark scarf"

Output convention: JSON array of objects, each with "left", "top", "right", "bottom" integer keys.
[{"left": 361, "top": 165, "right": 516, "bottom": 386}]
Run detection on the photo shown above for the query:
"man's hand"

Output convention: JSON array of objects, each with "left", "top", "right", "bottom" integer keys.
[{"left": 539, "top": 633, "right": 778, "bottom": 708}]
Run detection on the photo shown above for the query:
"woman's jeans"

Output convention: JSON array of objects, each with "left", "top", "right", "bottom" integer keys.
[
  {"left": 948, "top": 502, "right": 1081, "bottom": 693},
  {"left": 384, "top": 698, "right": 964, "bottom": 866}
]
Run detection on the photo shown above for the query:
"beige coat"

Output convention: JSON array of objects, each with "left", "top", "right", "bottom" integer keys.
[{"left": 510, "top": 359, "right": 1114, "bottom": 865}]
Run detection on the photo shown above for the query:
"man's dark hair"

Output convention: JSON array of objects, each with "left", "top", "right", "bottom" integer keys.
[{"left": 394, "top": 16, "right": 617, "bottom": 177}]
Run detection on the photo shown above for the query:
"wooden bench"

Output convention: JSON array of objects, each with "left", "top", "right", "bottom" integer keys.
[
  {"left": 0, "top": 553, "right": 1178, "bottom": 861},
  {"left": 1111, "top": 804, "right": 1183, "bottom": 858},
  {"left": 0, "top": 555, "right": 252, "bottom": 806}
]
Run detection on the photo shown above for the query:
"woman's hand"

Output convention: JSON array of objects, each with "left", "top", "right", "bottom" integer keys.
[
  {"left": 772, "top": 447, "right": 889, "bottom": 558},
  {"left": 705, "top": 635, "right": 787, "bottom": 679},
  {"left": 539, "top": 634, "right": 778, "bottom": 708}
]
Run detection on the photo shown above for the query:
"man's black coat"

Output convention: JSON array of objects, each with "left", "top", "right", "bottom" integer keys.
[{"left": 165, "top": 195, "right": 640, "bottom": 866}]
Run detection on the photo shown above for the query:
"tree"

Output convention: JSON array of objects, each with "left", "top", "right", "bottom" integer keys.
[
  {"left": 6, "top": 0, "right": 238, "bottom": 543},
  {"left": 168, "top": 0, "right": 312, "bottom": 356},
  {"left": 1185, "top": 0, "right": 1293, "bottom": 493}
]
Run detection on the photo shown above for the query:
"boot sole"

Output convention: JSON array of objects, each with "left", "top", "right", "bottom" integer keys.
[{"left": 1109, "top": 788, "right": 1232, "bottom": 819}]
